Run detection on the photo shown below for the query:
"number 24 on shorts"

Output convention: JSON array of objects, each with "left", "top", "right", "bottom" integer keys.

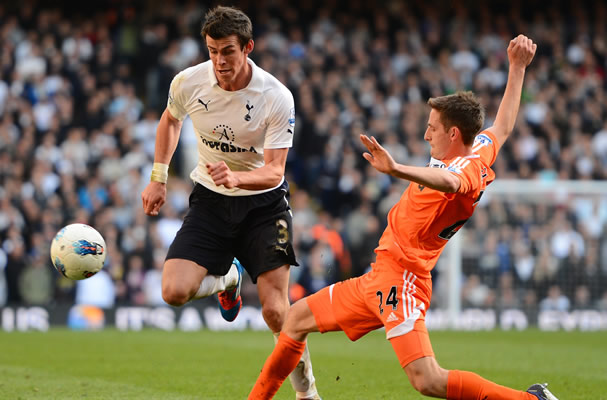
[{"left": 376, "top": 286, "right": 399, "bottom": 315}]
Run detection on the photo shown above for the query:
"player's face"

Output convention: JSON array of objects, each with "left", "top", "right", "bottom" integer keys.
[
  {"left": 206, "top": 35, "right": 254, "bottom": 91},
  {"left": 424, "top": 109, "right": 452, "bottom": 159}
]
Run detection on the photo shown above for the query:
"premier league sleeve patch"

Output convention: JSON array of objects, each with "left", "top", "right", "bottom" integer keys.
[
  {"left": 473, "top": 133, "right": 493, "bottom": 148},
  {"left": 288, "top": 107, "right": 295, "bottom": 127}
]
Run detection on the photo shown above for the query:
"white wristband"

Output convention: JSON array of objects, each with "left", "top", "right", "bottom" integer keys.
[{"left": 150, "top": 162, "right": 169, "bottom": 183}]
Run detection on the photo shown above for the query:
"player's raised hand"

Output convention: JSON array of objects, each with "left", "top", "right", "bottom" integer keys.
[
  {"left": 360, "top": 134, "right": 397, "bottom": 175},
  {"left": 207, "top": 161, "right": 239, "bottom": 188},
  {"left": 508, "top": 34, "right": 536, "bottom": 68},
  {"left": 141, "top": 181, "right": 166, "bottom": 216}
]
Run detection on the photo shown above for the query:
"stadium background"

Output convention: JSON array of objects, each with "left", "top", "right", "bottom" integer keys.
[{"left": 0, "top": 0, "right": 606, "bottom": 332}]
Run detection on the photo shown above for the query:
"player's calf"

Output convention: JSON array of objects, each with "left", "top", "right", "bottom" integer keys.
[{"left": 404, "top": 357, "right": 449, "bottom": 397}]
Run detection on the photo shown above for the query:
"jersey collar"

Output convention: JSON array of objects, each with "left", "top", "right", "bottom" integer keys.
[{"left": 208, "top": 58, "right": 264, "bottom": 93}]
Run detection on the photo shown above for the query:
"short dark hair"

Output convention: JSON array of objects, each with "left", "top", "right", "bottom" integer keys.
[
  {"left": 200, "top": 6, "right": 252, "bottom": 49},
  {"left": 427, "top": 91, "right": 485, "bottom": 145}
]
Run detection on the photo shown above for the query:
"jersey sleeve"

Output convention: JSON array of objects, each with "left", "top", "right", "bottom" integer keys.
[
  {"left": 263, "top": 87, "right": 295, "bottom": 149},
  {"left": 446, "top": 157, "right": 479, "bottom": 195},
  {"left": 471, "top": 130, "right": 498, "bottom": 166},
  {"left": 166, "top": 71, "right": 188, "bottom": 121}
]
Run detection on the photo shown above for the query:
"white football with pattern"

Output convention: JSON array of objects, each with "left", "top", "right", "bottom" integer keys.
[{"left": 50, "top": 223, "right": 107, "bottom": 280}]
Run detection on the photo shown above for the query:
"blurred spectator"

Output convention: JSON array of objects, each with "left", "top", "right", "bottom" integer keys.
[
  {"left": 462, "top": 274, "right": 493, "bottom": 308},
  {"left": 18, "top": 254, "right": 53, "bottom": 305},
  {"left": 344, "top": 201, "right": 381, "bottom": 277},
  {"left": 597, "top": 291, "right": 607, "bottom": 311},
  {"left": 550, "top": 218, "right": 585, "bottom": 261},
  {"left": 572, "top": 285, "right": 592, "bottom": 310},
  {"left": 74, "top": 269, "right": 115, "bottom": 309},
  {"left": 125, "top": 254, "right": 146, "bottom": 305},
  {"left": 309, "top": 212, "right": 351, "bottom": 278},
  {"left": 143, "top": 249, "right": 166, "bottom": 306},
  {"left": 496, "top": 273, "right": 521, "bottom": 311},
  {"left": 297, "top": 242, "right": 338, "bottom": 296},
  {"left": 3, "top": 231, "right": 26, "bottom": 304},
  {"left": 539, "top": 285, "right": 571, "bottom": 312},
  {"left": 0, "top": 249, "right": 7, "bottom": 306},
  {"left": 155, "top": 202, "right": 182, "bottom": 249}
]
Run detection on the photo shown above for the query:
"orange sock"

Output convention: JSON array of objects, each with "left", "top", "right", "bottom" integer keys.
[
  {"left": 447, "top": 370, "right": 537, "bottom": 400},
  {"left": 248, "top": 332, "right": 306, "bottom": 400}
]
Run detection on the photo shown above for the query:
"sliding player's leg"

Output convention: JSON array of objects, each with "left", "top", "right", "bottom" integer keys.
[
  {"left": 444, "top": 366, "right": 556, "bottom": 399},
  {"left": 399, "top": 350, "right": 545, "bottom": 399},
  {"left": 383, "top": 277, "right": 558, "bottom": 399}
]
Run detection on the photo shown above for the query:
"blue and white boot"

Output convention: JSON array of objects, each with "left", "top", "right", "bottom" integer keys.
[{"left": 217, "top": 258, "right": 243, "bottom": 322}]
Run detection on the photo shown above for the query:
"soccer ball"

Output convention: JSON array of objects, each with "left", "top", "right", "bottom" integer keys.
[{"left": 50, "top": 224, "right": 107, "bottom": 280}]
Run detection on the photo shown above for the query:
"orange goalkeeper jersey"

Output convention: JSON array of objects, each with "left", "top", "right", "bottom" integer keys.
[{"left": 376, "top": 130, "right": 499, "bottom": 278}]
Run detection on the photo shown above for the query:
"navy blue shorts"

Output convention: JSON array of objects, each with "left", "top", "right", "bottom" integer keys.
[{"left": 166, "top": 181, "right": 298, "bottom": 283}]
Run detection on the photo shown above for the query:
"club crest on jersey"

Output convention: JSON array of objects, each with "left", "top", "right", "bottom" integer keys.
[
  {"left": 244, "top": 100, "right": 254, "bottom": 121},
  {"left": 447, "top": 157, "right": 470, "bottom": 174}
]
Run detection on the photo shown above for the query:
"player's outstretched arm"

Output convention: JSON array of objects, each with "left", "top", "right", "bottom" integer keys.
[
  {"left": 141, "top": 109, "right": 183, "bottom": 216},
  {"left": 360, "top": 134, "right": 461, "bottom": 193},
  {"left": 486, "top": 34, "right": 536, "bottom": 151}
]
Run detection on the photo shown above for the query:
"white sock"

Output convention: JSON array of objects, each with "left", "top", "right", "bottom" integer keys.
[
  {"left": 273, "top": 332, "right": 318, "bottom": 398},
  {"left": 193, "top": 263, "right": 239, "bottom": 299}
]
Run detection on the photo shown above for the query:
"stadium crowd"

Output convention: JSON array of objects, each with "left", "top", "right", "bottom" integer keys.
[{"left": 0, "top": 0, "right": 606, "bottom": 317}]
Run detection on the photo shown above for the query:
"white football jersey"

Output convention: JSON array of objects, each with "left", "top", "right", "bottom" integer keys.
[{"left": 167, "top": 58, "right": 295, "bottom": 196}]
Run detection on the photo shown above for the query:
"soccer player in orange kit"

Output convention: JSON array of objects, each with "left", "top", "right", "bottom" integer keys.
[{"left": 248, "top": 35, "right": 560, "bottom": 400}]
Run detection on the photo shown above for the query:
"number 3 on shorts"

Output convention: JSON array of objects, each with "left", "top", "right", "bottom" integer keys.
[{"left": 376, "top": 286, "right": 399, "bottom": 315}]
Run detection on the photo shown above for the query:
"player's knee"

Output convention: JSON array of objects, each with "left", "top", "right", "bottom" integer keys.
[
  {"left": 282, "top": 300, "right": 309, "bottom": 340},
  {"left": 162, "top": 285, "right": 190, "bottom": 307},
  {"left": 261, "top": 302, "right": 287, "bottom": 331}
]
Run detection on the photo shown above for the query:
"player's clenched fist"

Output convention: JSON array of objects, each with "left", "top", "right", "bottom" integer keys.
[
  {"left": 508, "top": 34, "right": 536, "bottom": 67},
  {"left": 141, "top": 181, "right": 166, "bottom": 216}
]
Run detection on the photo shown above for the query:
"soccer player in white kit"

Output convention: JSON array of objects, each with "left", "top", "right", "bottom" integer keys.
[{"left": 141, "top": 6, "right": 320, "bottom": 400}]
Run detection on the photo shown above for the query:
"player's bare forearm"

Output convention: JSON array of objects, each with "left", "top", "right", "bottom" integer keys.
[
  {"left": 360, "top": 134, "right": 460, "bottom": 193},
  {"left": 488, "top": 66, "right": 526, "bottom": 147},
  {"left": 390, "top": 164, "right": 461, "bottom": 193},
  {"left": 206, "top": 147, "right": 288, "bottom": 190},
  {"left": 154, "top": 109, "right": 183, "bottom": 164},
  {"left": 488, "top": 35, "right": 536, "bottom": 149},
  {"left": 232, "top": 163, "right": 285, "bottom": 190}
]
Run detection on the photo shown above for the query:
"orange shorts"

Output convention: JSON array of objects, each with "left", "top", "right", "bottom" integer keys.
[{"left": 306, "top": 251, "right": 435, "bottom": 367}]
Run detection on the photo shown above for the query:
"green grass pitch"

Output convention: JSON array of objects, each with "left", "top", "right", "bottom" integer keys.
[{"left": 0, "top": 329, "right": 605, "bottom": 399}]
